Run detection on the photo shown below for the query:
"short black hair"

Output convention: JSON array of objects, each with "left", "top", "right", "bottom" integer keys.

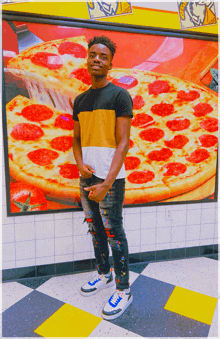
[{"left": 88, "top": 36, "right": 117, "bottom": 58}]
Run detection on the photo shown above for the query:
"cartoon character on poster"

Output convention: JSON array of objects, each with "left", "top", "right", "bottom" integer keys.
[
  {"left": 177, "top": 1, "right": 217, "bottom": 29},
  {"left": 87, "top": 0, "right": 132, "bottom": 19}
]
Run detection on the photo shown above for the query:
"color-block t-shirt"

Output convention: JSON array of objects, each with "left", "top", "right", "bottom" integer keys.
[{"left": 73, "top": 82, "right": 133, "bottom": 179}]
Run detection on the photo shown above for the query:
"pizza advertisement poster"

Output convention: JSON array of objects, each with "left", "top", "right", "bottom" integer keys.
[{"left": 2, "top": 11, "right": 218, "bottom": 216}]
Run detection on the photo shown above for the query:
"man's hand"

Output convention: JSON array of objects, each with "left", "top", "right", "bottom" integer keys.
[
  {"left": 79, "top": 163, "right": 95, "bottom": 178},
  {"left": 84, "top": 183, "right": 110, "bottom": 203}
]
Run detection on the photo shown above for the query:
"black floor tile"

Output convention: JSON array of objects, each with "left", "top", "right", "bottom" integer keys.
[
  {"left": 110, "top": 275, "right": 210, "bottom": 337},
  {"left": 2, "top": 290, "right": 64, "bottom": 337},
  {"left": 18, "top": 277, "right": 51, "bottom": 289},
  {"left": 129, "top": 263, "right": 148, "bottom": 274}
]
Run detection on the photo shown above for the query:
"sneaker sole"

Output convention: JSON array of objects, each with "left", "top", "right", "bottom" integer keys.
[
  {"left": 80, "top": 279, "right": 115, "bottom": 297},
  {"left": 101, "top": 294, "right": 133, "bottom": 320}
]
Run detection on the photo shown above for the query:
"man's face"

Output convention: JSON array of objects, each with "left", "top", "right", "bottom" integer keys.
[{"left": 87, "top": 43, "right": 112, "bottom": 77}]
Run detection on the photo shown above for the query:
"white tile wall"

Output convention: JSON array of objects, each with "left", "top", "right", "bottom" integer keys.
[
  {"left": 36, "top": 239, "right": 55, "bottom": 258},
  {"left": 15, "top": 223, "right": 35, "bottom": 242},
  {"left": 55, "top": 237, "right": 74, "bottom": 256},
  {"left": 35, "top": 220, "right": 55, "bottom": 240},
  {"left": 2, "top": 164, "right": 218, "bottom": 271},
  {"left": 55, "top": 218, "right": 73, "bottom": 238},
  {"left": 156, "top": 226, "right": 172, "bottom": 244},
  {"left": 16, "top": 241, "right": 35, "bottom": 261},
  {"left": 141, "top": 212, "right": 157, "bottom": 229}
]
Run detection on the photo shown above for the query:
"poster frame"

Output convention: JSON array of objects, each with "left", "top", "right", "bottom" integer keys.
[{"left": 2, "top": 10, "right": 218, "bottom": 216}]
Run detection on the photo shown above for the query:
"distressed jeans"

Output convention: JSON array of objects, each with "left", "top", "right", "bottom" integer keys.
[{"left": 80, "top": 174, "right": 129, "bottom": 290}]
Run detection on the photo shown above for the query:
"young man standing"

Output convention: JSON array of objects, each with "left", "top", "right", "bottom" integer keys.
[{"left": 73, "top": 35, "right": 133, "bottom": 320}]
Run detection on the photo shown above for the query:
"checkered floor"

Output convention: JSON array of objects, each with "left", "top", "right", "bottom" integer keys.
[{"left": 2, "top": 257, "right": 218, "bottom": 337}]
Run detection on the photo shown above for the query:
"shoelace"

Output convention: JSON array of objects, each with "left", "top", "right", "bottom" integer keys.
[
  {"left": 109, "top": 290, "right": 124, "bottom": 305},
  {"left": 90, "top": 274, "right": 102, "bottom": 285}
]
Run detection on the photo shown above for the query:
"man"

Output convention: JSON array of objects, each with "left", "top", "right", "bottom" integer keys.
[{"left": 73, "top": 35, "right": 133, "bottom": 320}]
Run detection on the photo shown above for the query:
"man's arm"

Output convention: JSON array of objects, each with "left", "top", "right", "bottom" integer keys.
[
  {"left": 104, "top": 115, "right": 131, "bottom": 187},
  {"left": 84, "top": 115, "right": 131, "bottom": 202},
  {"left": 73, "top": 121, "right": 95, "bottom": 178}
]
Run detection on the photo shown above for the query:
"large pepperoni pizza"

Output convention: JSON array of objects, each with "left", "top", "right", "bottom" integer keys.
[{"left": 6, "top": 37, "right": 218, "bottom": 205}]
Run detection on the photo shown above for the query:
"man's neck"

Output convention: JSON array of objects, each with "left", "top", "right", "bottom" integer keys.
[{"left": 91, "top": 76, "right": 109, "bottom": 89}]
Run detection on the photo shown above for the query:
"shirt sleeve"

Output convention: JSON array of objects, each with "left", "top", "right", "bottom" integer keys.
[
  {"left": 73, "top": 96, "right": 79, "bottom": 121},
  {"left": 115, "top": 89, "right": 133, "bottom": 118}
]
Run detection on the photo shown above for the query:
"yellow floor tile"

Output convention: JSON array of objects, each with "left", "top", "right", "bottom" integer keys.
[
  {"left": 34, "top": 303, "right": 102, "bottom": 337},
  {"left": 164, "top": 286, "right": 217, "bottom": 325}
]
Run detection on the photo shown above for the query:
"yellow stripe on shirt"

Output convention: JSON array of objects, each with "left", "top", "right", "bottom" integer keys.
[{"left": 78, "top": 109, "right": 117, "bottom": 148}]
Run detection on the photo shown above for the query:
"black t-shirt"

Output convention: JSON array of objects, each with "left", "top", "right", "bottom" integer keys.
[{"left": 73, "top": 82, "right": 133, "bottom": 121}]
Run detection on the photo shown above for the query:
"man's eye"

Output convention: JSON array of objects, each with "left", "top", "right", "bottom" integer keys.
[{"left": 102, "top": 56, "right": 107, "bottom": 60}]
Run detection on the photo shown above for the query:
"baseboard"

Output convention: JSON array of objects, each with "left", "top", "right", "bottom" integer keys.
[{"left": 2, "top": 244, "right": 218, "bottom": 283}]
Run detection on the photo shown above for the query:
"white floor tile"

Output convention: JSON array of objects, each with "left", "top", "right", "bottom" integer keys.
[
  {"left": 141, "top": 257, "right": 218, "bottom": 297},
  {"left": 208, "top": 300, "right": 218, "bottom": 337},
  {"left": 89, "top": 320, "right": 142, "bottom": 337},
  {"left": 2, "top": 282, "right": 33, "bottom": 312}
]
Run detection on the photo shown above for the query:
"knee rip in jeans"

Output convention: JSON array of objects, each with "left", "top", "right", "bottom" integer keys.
[
  {"left": 88, "top": 223, "right": 96, "bottom": 235},
  {"left": 105, "top": 228, "right": 115, "bottom": 238}
]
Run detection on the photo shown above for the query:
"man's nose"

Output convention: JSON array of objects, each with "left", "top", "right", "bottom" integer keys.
[{"left": 94, "top": 55, "right": 101, "bottom": 62}]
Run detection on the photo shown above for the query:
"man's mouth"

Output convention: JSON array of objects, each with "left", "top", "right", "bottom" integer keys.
[{"left": 91, "top": 65, "right": 102, "bottom": 69}]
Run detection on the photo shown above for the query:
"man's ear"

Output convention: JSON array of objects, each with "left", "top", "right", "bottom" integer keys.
[{"left": 109, "top": 62, "right": 113, "bottom": 70}]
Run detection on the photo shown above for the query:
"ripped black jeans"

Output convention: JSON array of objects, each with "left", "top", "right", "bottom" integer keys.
[{"left": 80, "top": 174, "right": 129, "bottom": 290}]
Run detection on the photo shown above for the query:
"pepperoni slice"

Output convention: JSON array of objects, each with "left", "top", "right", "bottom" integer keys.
[
  {"left": 50, "top": 136, "right": 73, "bottom": 152},
  {"left": 124, "top": 156, "right": 141, "bottom": 170},
  {"left": 21, "top": 105, "right": 53, "bottom": 122},
  {"left": 27, "top": 149, "right": 59, "bottom": 166},
  {"left": 131, "top": 114, "right": 154, "bottom": 127},
  {"left": 139, "top": 128, "right": 164, "bottom": 142},
  {"left": 151, "top": 103, "right": 175, "bottom": 117},
  {"left": 54, "top": 114, "right": 74, "bottom": 130},
  {"left": 112, "top": 76, "right": 138, "bottom": 89},
  {"left": 148, "top": 148, "right": 173, "bottom": 161},
  {"left": 200, "top": 117, "right": 218, "bottom": 132},
  {"left": 133, "top": 95, "right": 145, "bottom": 110},
  {"left": 163, "top": 162, "right": 187, "bottom": 176},
  {"left": 11, "top": 123, "right": 44, "bottom": 141},
  {"left": 199, "top": 134, "right": 218, "bottom": 148},
  {"left": 58, "top": 42, "right": 87, "bottom": 58},
  {"left": 193, "top": 103, "right": 213, "bottom": 117},
  {"left": 31, "top": 52, "right": 63, "bottom": 70},
  {"left": 127, "top": 170, "right": 155, "bottom": 184},
  {"left": 177, "top": 90, "right": 200, "bottom": 101},
  {"left": 186, "top": 148, "right": 210, "bottom": 163},
  {"left": 164, "top": 135, "right": 189, "bottom": 149},
  {"left": 129, "top": 139, "right": 134, "bottom": 149},
  {"left": 59, "top": 164, "right": 79, "bottom": 179},
  {"left": 148, "top": 80, "right": 170, "bottom": 95},
  {"left": 70, "top": 68, "right": 92, "bottom": 85},
  {"left": 166, "top": 118, "right": 190, "bottom": 131}
]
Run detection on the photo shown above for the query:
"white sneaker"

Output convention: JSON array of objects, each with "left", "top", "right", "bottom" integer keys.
[
  {"left": 102, "top": 288, "right": 133, "bottom": 320},
  {"left": 80, "top": 270, "right": 114, "bottom": 296}
]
